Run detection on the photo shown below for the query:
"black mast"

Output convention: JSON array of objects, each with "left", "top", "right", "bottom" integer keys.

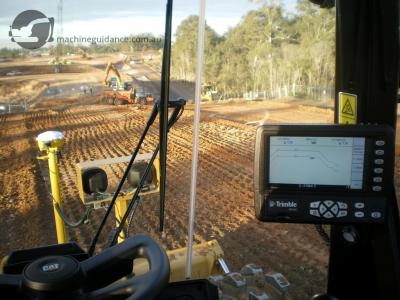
[
  {"left": 159, "top": 0, "right": 173, "bottom": 232},
  {"left": 329, "top": 0, "right": 400, "bottom": 299}
]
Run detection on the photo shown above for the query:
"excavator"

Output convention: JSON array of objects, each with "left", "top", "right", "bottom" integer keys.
[
  {"left": 1, "top": 0, "right": 400, "bottom": 299},
  {"left": 102, "top": 62, "right": 136, "bottom": 105}
]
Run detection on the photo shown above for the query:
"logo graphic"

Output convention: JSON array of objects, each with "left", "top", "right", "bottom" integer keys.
[
  {"left": 42, "top": 263, "right": 60, "bottom": 272},
  {"left": 9, "top": 10, "right": 54, "bottom": 49},
  {"left": 269, "top": 200, "right": 297, "bottom": 209}
]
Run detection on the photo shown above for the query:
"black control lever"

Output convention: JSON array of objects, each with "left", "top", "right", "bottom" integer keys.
[
  {"left": 88, "top": 98, "right": 185, "bottom": 255},
  {"left": 88, "top": 100, "right": 160, "bottom": 256},
  {"left": 108, "top": 99, "right": 186, "bottom": 247},
  {"left": 160, "top": 98, "right": 186, "bottom": 232},
  {"left": 167, "top": 97, "right": 186, "bottom": 108},
  {"left": 159, "top": 0, "right": 174, "bottom": 233}
]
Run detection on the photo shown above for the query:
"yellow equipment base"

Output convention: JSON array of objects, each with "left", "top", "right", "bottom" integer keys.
[{"left": 133, "top": 239, "right": 225, "bottom": 282}]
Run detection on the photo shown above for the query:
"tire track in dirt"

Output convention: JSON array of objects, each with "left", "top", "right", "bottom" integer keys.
[{"left": 0, "top": 112, "right": 57, "bottom": 256}]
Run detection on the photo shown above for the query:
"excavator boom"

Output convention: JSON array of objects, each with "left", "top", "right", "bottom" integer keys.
[{"left": 103, "top": 62, "right": 122, "bottom": 89}]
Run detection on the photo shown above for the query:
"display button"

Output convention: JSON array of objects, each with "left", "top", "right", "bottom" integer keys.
[
  {"left": 374, "top": 159, "right": 384, "bottom": 165},
  {"left": 355, "top": 211, "right": 365, "bottom": 218},
  {"left": 375, "top": 140, "right": 385, "bottom": 146},
  {"left": 373, "top": 177, "right": 383, "bottom": 183},
  {"left": 372, "top": 186, "right": 382, "bottom": 192},
  {"left": 371, "top": 212, "right": 382, "bottom": 219},
  {"left": 310, "top": 201, "right": 320, "bottom": 208},
  {"left": 354, "top": 202, "right": 365, "bottom": 209},
  {"left": 319, "top": 205, "right": 327, "bottom": 214},
  {"left": 374, "top": 168, "right": 383, "bottom": 174},
  {"left": 310, "top": 210, "right": 320, "bottom": 217},
  {"left": 338, "top": 202, "right": 348, "bottom": 209},
  {"left": 330, "top": 204, "right": 339, "bottom": 215},
  {"left": 324, "top": 200, "right": 334, "bottom": 207},
  {"left": 350, "top": 181, "right": 362, "bottom": 189},
  {"left": 375, "top": 149, "right": 384, "bottom": 155},
  {"left": 337, "top": 211, "right": 348, "bottom": 218},
  {"left": 323, "top": 212, "right": 334, "bottom": 219}
]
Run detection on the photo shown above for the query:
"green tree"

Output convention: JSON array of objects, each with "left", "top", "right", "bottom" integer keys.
[
  {"left": 170, "top": 1, "right": 335, "bottom": 101},
  {"left": 216, "top": 2, "right": 297, "bottom": 97},
  {"left": 294, "top": 0, "right": 335, "bottom": 94},
  {"left": 171, "top": 15, "right": 222, "bottom": 82}
]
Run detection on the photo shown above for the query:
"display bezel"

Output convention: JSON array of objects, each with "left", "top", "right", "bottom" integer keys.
[
  {"left": 254, "top": 124, "right": 393, "bottom": 197},
  {"left": 253, "top": 124, "right": 394, "bottom": 224}
]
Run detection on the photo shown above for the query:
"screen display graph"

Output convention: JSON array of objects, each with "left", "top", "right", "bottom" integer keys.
[{"left": 269, "top": 136, "right": 365, "bottom": 189}]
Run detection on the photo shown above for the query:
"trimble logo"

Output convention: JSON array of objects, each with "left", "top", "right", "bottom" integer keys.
[{"left": 269, "top": 200, "right": 297, "bottom": 208}]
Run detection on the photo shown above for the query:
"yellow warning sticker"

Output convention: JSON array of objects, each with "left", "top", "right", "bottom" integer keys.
[{"left": 339, "top": 92, "right": 357, "bottom": 124}]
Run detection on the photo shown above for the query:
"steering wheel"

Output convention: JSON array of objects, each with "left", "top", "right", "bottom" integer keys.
[{"left": 0, "top": 233, "right": 170, "bottom": 299}]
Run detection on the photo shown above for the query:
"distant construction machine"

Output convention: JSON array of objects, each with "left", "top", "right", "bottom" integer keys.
[
  {"left": 201, "top": 83, "right": 220, "bottom": 101},
  {"left": 135, "top": 86, "right": 155, "bottom": 104},
  {"left": 102, "top": 62, "right": 135, "bottom": 105}
]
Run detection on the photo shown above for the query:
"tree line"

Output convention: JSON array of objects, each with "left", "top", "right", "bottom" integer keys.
[{"left": 170, "top": 0, "right": 335, "bottom": 100}]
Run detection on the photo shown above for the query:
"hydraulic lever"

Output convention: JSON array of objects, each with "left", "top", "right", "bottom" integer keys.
[
  {"left": 108, "top": 99, "right": 186, "bottom": 247},
  {"left": 88, "top": 102, "right": 159, "bottom": 256},
  {"left": 88, "top": 99, "right": 185, "bottom": 255},
  {"left": 159, "top": 0, "right": 174, "bottom": 233}
]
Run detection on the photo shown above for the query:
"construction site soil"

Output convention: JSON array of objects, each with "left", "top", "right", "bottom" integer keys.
[{"left": 1, "top": 92, "right": 400, "bottom": 299}]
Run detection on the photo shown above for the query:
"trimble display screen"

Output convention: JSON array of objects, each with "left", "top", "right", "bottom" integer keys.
[
  {"left": 269, "top": 136, "right": 365, "bottom": 190},
  {"left": 254, "top": 124, "right": 394, "bottom": 224}
]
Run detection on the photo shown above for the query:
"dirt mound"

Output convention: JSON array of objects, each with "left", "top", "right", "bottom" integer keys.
[
  {"left": 0, "top": 80, "right": 47, "bottom": 104},
  {"left": 0, "top": 64, "right": 98, "bottom": 77}
]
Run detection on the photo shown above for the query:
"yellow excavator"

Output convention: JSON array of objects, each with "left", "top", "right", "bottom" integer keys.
[
  {"left": 103, "top": 62, "right": 122, "bottom": 88},
  {"left": 102, "top": 62, "right": 136, "bottom": 105}
]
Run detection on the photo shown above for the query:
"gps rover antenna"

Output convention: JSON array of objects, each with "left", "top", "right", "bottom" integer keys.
[{"left": 159, "top": 0, "right": 173, "bottom": 232}]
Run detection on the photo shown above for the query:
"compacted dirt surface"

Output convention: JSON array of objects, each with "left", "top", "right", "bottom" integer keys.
[{"left": 0, "top": 97, "right": 335, "bottom": 299}]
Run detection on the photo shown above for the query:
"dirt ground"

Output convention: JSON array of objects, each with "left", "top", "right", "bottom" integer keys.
[
  {"left": 0, "top": 56, "right": 397, "bottom": 299},
  {"left": 0, "top": 97, "right": 333, "bottom": 299}
]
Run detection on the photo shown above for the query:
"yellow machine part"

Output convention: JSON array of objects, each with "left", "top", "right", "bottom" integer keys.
[
  {"left": 104, "top": 62, "right": 122, "bottom": 88},
  {"left": 37, "top": 138, "right": 64, "bottom": 152},
  {"left": 133, "top": 239, "right": 225, "bottom": 282},
  {"left": 75, "top": 154, "right": 159, "bottom": 205}
]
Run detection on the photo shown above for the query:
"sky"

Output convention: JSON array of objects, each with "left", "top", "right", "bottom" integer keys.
[{"left": 0, "top": 0, "right": 298, "bottom": 48}]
